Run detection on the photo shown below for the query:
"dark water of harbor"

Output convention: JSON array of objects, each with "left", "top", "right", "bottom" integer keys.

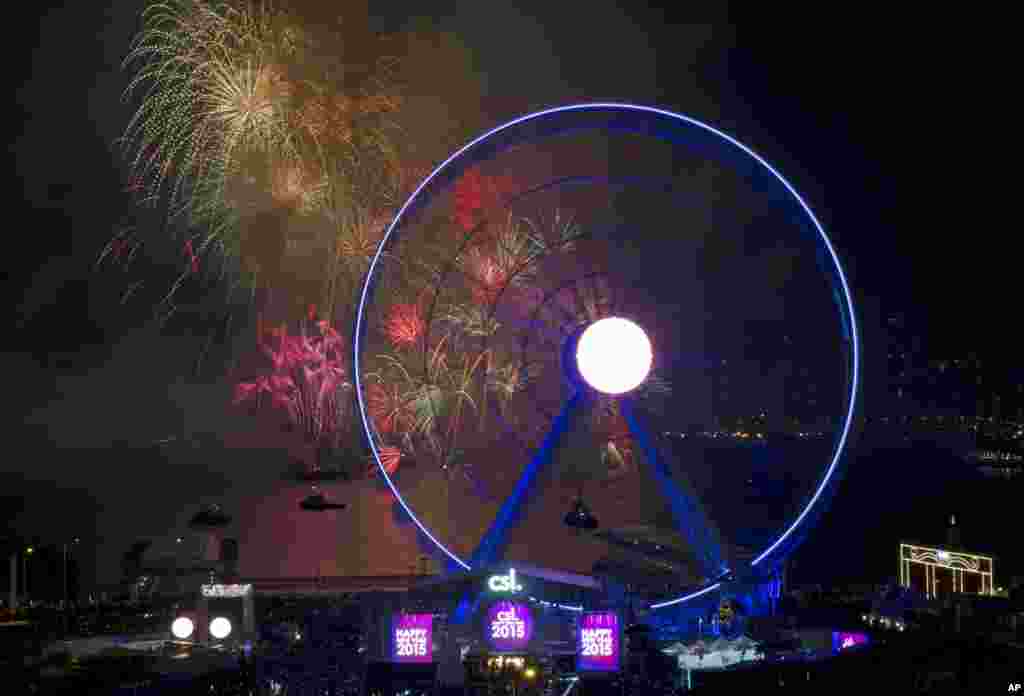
[{"left": 662, "top": 431, "right": 1022, "bottom": 586}]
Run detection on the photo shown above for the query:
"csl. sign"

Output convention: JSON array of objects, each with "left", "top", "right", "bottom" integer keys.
[{"left": 487, "top": 568, "right": 523, "bottom": 593}]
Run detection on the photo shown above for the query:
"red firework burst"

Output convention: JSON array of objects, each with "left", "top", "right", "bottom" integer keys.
[
  {"left": 378, "top": 446, "right": 401, "bottom": 475},
  {"left": 365, "top": 382, "right": 408, "bottom": 435},
  {"left": 383, "top": 302, "right": 425, "bottom": 348},
  {"left": 452, "top": 166, "right": 513, "bottom": 233}
]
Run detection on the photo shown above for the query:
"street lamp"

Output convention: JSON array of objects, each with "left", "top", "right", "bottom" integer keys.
[
  {"left": 62, "top": 537, "right": 81, "bottom": 633},
  {"left": 23, "top": 546, "right": 33, "bottom": 603}
]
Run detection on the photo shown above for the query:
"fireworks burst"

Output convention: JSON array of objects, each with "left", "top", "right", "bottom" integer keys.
[
  {"left": 486, "top": 360, "right": 533, "bottom": 406},
  {"left": 383, "top": 302, "right": 426, "bottom": 348},
  {"left": 333, "top": 208, "right": 390, "bottom": 268},
  {"left": 459, "top": 213, "right": 544, "bottom": 307},
  {"left": 365, "top": 380, "right": 412, "bottom": 436},
  {"left": 377, "top": 445, "right": 402, "bottom": 475},
  {"left": 269, "top": 159, "right": 326, "bottom": 212},
  {"left": 463, "top": 247, "right": 507, "bottom": 306},
  {"left": 117, "top": 0, "right": 404, "bottom": 326},
  {"left": 234, "top": 320, "right": 351, "bottom": 445},
  {"left": 443, "top": 303, "right": 501, "bottom": 338},
  {"left": 121, "top": 0, "right": 297, "bottom": 215},
  {"left": 452, "top": 166, "right": 513, "bottom": 233}
]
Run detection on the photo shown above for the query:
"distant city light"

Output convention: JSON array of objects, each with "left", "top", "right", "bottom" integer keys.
[
  {"left": 209, "top": 616, "right": 232, "bottom": 640},
  {"left": 171, "top": 616, "right": 194, "bottom": 639},
  {"left": 575, "top": 317, "right": 652, "bottom": 395}
]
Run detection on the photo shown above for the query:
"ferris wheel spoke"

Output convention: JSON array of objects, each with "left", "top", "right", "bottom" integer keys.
[
  {"left": 619, "top": 397, "right": 731, "bottom": 581},
  {"left": 469, "top": 391, "right": 584, "bottom": 566}
]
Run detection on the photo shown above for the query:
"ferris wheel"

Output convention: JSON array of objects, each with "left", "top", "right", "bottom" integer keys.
[{"left": 353, "top": 104, "right": 860, "bottom": 610}]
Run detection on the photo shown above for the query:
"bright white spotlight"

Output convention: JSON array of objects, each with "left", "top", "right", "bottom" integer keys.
[
  {"left": 171, "top": 616, "right": 195, "bottom": 639},
  {"left": 209, "top": 616, "right": 233, "bottom": 640},
  {"left": 575, "top": 317, "right": 652, "bottom": 394}
]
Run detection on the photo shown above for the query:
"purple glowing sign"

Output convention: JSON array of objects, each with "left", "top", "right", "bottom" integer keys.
[
  {"left": 576, "top": 611, "right": 620, "bottom": 672},
  {"left": 832, "top": 631, "right": 869, "bottom": 653},
  {"left": 392, "top": 613, "right": 433, "bottom": 663},
  {"left": 486, "top": 601, "right": 534, "bottom": 652}
]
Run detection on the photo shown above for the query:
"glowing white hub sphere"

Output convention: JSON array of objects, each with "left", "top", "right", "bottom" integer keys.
[
  {"left": 210, "top": 616, "right": 233, "bottom": 640},
  {"left": 171, "top": 616, "right": 195, "bottom": 639},
  {"left": 575, "top": 317, "right": 652, "bottom": 395}
]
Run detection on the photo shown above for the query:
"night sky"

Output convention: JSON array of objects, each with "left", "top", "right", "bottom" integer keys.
[{"left": 8, "top": 2, "right": 1012, "bottom": 591}]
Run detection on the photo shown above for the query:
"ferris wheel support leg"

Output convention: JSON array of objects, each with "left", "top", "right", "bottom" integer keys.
[
  {"left": 469, "top": 392, "right": 584, "bottom": 567},
  {"left": 620, "top": 397, "right": 730, "bottom": 581}
]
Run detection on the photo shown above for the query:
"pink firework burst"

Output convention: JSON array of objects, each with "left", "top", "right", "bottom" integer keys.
[
  {"left": 465, "top": 249, "right": 507, "bottom": 306},
  {"left": 234, "top": 321, "right": 350, "bottom": 445},
  {"left": 183, "top": 239, "right": 200, "bottom": 275}
]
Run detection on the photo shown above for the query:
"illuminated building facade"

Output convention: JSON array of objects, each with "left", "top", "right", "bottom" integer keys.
[{"left": 899, "top": 543, "right": 995, "bottom": 599}]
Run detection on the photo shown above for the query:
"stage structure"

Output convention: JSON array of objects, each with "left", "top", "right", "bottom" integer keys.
[
  {"left": 899, "top": 543, "right": 995, "bottom": 599},
  {"left": 353, "top": 103, "right": 860, "bottom": 628},
  {"left": 170, "top": 582, "right": 256, "bottom": 643}
]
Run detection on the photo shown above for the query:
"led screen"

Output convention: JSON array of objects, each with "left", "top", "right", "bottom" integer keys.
[
  {"left": 832, "top": 631, "right": 869, "bottom": 653},
  {"left": 392, "top": 613, "right": 433, "bottom": 663},
  {"left": 485, "top": 601, "right": 534, "bottom": 652},
  {"left": 576, "top": 611, "right": 620, "bottom": 672}
]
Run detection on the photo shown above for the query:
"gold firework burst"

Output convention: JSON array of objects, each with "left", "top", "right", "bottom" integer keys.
[{"left": 270, "top": 159, "right": 326, "bottom": 212}]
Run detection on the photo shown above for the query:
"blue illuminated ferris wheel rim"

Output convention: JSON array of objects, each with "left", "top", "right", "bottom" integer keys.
[{"left": 353, "top": 102, "right": 861, "bottom": 609}]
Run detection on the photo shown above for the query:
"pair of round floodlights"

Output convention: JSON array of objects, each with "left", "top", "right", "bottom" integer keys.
[{"left": 171, "top": 615, "right": 232, "bottom": 640}]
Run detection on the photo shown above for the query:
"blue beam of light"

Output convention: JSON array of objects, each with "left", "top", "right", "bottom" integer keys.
[
  {"left": 451, "top": 594, "right": 479, "bottom": 625},
  {"left": 619, "top": 397, "right": 729, "bottom": 581},
  {"left": 354, "top": 103, "right": 860, "bottom": 605},
  {"left": 469, "top": 391, "right": 584, "bottom": 567}
]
